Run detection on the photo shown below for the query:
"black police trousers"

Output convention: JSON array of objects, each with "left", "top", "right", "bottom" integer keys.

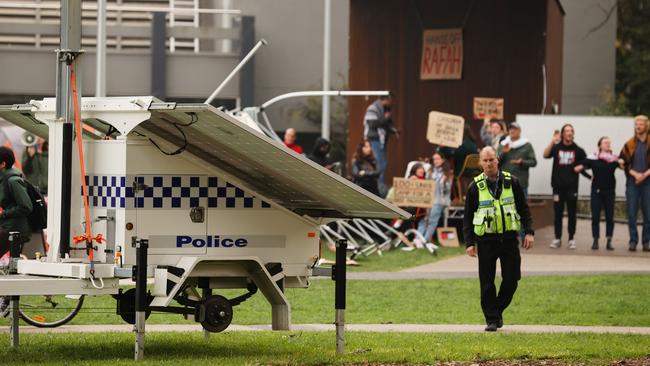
[{"left": 477, "top": 236, "right": 521, "bottom": 324}]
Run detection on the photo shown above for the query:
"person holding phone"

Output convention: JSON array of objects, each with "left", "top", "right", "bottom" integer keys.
[{"left": 543, "top": 124, "right": 591, "bottom": 250}]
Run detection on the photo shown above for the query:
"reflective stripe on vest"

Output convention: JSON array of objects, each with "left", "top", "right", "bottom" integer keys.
[{"left": 472, "top": 171, "right": 521, "bottom": 236}]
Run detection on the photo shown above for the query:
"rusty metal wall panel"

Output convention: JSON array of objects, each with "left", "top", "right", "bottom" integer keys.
[
  {"left": 545, "top": 0, "right": 564, "bottom": 114},
  {"left": 348, "top": 0, "right": 563, "bottom": 184}
]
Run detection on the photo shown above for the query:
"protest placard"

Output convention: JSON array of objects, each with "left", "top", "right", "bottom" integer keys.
[
  {"left": 392, "top": 177, "right": 436, "bottom": 208},
  {"left": 473, "top": 97, "right": 504, "bottom": 120},
  {"left": 436, "top": 227, "right": 460, "bottom": 247},
  {"left": 426, "top": 111, "right": 465, "bottom": 148},
  {"left": 420, "top": 28, "right": 463, "bottom": 80}
]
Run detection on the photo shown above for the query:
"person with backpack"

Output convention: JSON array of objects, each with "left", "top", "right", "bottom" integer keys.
[{"left": 0, "top": 146, "right": 33, "bottom": 256}]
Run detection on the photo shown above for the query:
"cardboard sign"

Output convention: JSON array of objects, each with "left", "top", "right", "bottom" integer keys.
[
  {"left": 426, "top": 111, "right": 465, "bottom": 148},
  {"left": 473, "top": 97, "right": 504, "bottom": 120},
  {"left": 436, "top": 227, "right": 460, "bottom": 247},
  {"left": 392, "top": 177, "right": 435, "bottom": 208},
  {"left": 420, "top": 28, "right": 463, "bottom": 80}
]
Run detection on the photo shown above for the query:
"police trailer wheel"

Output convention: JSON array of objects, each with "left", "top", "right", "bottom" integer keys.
[
  {"left": 200, "top": 295, "right": 233, "bottom": 333},
  {"left": 117, "top": 288, "right": 152, "bottom": 324}
]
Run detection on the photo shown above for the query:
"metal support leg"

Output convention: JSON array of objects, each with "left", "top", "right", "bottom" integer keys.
[
  {"left": 202, "top": 287, "right": 212, "bottom": 340},
  {"left": 134, "top": 239, "right": 148, "bottom": 361},
  {"left": 9, "top": 296, "right": 19, "bottom": 348},
  {"left": 333, "top": 239, "right": 347, "bottom": 355},
  {"left": 271, "top": 304, "right": 290, "bottom": 330}
]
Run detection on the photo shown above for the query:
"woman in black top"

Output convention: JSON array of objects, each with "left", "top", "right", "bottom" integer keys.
[
  {"left": 351, "top": 140, "right": 381, "bottom": 196},
  {"left": 575, "top": 137, "right": 621, "bottom": 250}
]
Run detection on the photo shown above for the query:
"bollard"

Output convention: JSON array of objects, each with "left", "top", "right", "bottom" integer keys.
[
  {"left": 134, "top": 238, "right": 148, "bottom": 361},
  {"left": 333, "top": 239, "right": 347, "bottom": 355}
]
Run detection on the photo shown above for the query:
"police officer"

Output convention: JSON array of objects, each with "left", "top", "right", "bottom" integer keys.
[{"left": 463, "top": 146, "right": 534, "bottom": 332}]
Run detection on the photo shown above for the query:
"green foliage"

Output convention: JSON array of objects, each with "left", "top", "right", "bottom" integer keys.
[
  {"left": 319, "top": 244, "right": 466, "bottom": 272},
  {"left": 616, "top": 0, "right": 650, "bottom": 114},
  {"left": 591, "top": 85, "right": 631, "bottom": 116}
]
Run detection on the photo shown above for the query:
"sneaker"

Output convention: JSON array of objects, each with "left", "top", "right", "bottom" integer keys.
[
  {"left": 629, "top": 245, "right": 637, "bottom": 252},
  {"left": 606, "top": 237, "right": 614, "bottom": 251},
  {"left": 412, "top": 237, "right": 425, "bottom": 249},
  {"left": 550, "top": 239, "right": 561, "bottom": 249},
  {"left": 568, "top": 240, "right": 576, "bottom": 249},
  {"left": 591, "top": 239, "right": 599, "bottom": 250}
]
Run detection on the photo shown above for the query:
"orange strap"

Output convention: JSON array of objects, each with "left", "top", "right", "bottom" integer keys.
[
  {"left": 73, "top": 233, "right": 105, "bottom": 245},
  {"left": 70, "top": 65, "right": 96, "bottom": 270}
]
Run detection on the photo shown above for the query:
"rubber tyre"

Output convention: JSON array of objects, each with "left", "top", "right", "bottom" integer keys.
[{"left": 20, "top": 295, "right": 85, "bottom": 328}]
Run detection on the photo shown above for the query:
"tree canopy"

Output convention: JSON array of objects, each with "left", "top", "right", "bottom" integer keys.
[{"left": 616, "top": 0, "right": 650, "bottom": 115}]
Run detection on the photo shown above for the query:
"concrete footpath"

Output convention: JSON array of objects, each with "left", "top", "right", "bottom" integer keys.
[
  {"left": 2, "top": 323, "right": 650, "bottom": 335},
  {"left": 350, "top": 220, "right": 650, "bottom": 280}
]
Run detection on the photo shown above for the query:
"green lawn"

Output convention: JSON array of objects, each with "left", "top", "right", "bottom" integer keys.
[
  {"left": 320, "top": 244, "right": 466, "bottom": 272},
  {"left": 3, "top": 274, "right": 649, "bottom": 327},
  {"left": 1, "top": 331, "right": 649, "bottom": 365}
]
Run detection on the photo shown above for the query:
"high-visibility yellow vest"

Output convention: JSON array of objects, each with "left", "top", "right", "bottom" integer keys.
[{"left": 472, "top": 171, "right": 521, "bottom": 236}]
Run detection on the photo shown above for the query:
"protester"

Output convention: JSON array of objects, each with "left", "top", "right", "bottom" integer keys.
[
  {"left": 417, "top": 152, "right": 453, "bottom": 242},
  {"left": 283, "top": 128, "right": 304, "bottom": 154},
  {"left": 0, "top": 146, "right": 33, "bottom": 255},
  {"left": 390, "top": 163, "right": 428, "bottom": 240},
  {"left": 308, "top": 137, "right": 332, "bottom": 168},
  {"left": 408, "top": 163, "right": 428, "bottom": 227},
  {"left": 497, "top": 123, "right": 537, "bottom": 195},
  {"left": 351, "top": 140, "right": 380, "bottom": 196},
  {"left": 363, "top": 94, "right": 398, "bottom": 193},
  {"left": 409, "top": 163, "right": 426, "bottom": 180},
  {"left": 497, "top": 122, "right": 536, "bottom": 241},
  {"left": 440, "top": 125, "right": 480, "bottom": 201},
  {"left": 22, "top": 137, "right": 48, "bottom": 195},
  {"left": 463, "top": 146, "right": 534, "bottom": 332},
  {"left": 480, "top": 119, "right": 507, "bottom": 150},
  {"left": 575, "top": 137, "right": 619, "bottom": 250},
  {"left": 543, "top": 124, "right": 590, "bottom": 249},
  {"left": 618, "top": 115, "right": 650, "bottom": 252}
]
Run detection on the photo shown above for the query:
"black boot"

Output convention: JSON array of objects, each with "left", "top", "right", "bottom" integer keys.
[
  {"left": 606, "top": 237, "right": 614, "bottom": 251},
  {"left": 592, "top": 239, "right": 599, "bottom": 250}
]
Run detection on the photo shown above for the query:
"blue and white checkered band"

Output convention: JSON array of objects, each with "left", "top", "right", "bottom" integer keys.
[{"left": 84, "top": 175, "right": 272, "bottom": 210}]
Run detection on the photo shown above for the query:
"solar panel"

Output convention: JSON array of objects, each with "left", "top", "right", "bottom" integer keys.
[
  {"left": 0, "top": 100, "right": 410, "bottom": 220},
  {"left": 137, "top": 103, "right": 409, "bottom": 220},
  {"left": 0, "top": 104, "right": 49, "bottom": 138}
]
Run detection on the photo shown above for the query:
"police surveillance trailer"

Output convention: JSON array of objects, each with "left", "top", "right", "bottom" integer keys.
[{"left": 0, "top": 2, "right": 408, "bottom": 359}]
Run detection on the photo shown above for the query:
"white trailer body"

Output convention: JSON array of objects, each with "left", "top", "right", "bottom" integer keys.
[{"left": 0, "top": 97, "right": 409, "bottom": 331}]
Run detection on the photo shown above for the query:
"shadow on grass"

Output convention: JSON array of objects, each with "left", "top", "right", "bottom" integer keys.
[
  {"left": 2, "top": 331, "right": 650, "bottom": 365},
  {"left": 2, "top": 332, "right": 313, "bottom": 364}
]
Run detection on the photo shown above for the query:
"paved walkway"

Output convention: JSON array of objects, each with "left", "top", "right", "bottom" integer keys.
[
  {"left": 3, "top": 323, "right": 650, "bottom": 335},
  {"left": 348, "top": 220, "right": 650, "bottom": 280}
]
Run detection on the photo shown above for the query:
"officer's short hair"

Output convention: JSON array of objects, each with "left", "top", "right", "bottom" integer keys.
[
  {"left": 0, "top": 146, "right": 15, "bottom": 168},
  {"left": 480, "top": 145, "right": 497, "bottom": 156}
]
